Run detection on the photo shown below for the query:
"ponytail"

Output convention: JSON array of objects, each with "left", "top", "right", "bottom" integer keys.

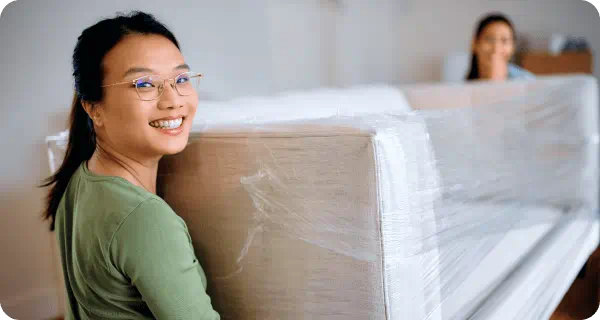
[{"left": 40, "top": 93, "right": 96, "bottom": 231}]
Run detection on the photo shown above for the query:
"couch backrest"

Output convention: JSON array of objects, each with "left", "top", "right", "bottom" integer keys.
[
  {"left": 402, "top": 76, "right": 565, "bottom": 110},
  {"left": 191, "top": 85, "right": 413, "bottom": 129},
  {"left": 400, "top": 75, "right": 599, "bottom": 210}
]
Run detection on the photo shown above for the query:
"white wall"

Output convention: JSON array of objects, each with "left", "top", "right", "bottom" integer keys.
[
  {"left": 332, "top": 0, "right": 600, "bottom": 85},
  {"left": 1, "top": 0, "right": 598, "bottom": 318}
]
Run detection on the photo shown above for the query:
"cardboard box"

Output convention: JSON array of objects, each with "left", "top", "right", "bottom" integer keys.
[{"left": 520, "top": 51, "right": 593, "bottom": 75}]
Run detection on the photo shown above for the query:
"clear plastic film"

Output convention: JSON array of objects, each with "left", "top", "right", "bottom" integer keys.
[
  {"left": 47, "top": 77, "right": 599, "bottom": 320},
  {"left": 45, "top": 129, "right": 69, "bottom": 175}
]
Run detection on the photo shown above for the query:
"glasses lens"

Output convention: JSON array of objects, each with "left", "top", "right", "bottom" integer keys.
[
  {"left": 175, "top": 72, "right": 201, "bottom": 96},
  {"left": 135, "top": 75, "right": 162, "bottom": 100}
]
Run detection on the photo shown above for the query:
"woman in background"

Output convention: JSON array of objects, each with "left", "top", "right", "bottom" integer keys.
[
  {"left": 466, "top": 13, "right": 535, "bottom": 81},
  {"left": 41, "top": 11, "right": 220, "bottom": 319}
]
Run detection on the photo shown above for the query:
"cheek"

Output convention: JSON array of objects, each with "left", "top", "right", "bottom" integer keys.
[
  {"left": 185, "top": 96, "right": 199, "bottom": 119},
  {"left": 475, "top": 44, "right": 491, "bottom": 56},
  {"left": 103, "top": 99, "right": 153, "bottom": 139}
]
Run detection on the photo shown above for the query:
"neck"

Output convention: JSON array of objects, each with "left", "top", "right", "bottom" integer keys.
[
  {"left": 87, "top": 139, "right": 161, "bottom": 194},
  {"left": 477, "top": 58, "right": 509, "bottom": 81}
]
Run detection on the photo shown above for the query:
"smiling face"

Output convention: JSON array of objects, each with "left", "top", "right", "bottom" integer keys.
[
  {"left": 88, "top": 33, "right": 198, "bottom": 161},
  {"left": 472, "top": 21, "right": 516, "bottom": 66}
]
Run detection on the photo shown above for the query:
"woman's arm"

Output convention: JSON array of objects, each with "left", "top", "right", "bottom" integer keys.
[{"left": 110, "top": 198, "right": 221, "bottom": 320}]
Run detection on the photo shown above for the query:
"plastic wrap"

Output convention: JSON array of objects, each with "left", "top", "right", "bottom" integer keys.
[
  {"left": 45, "top": 130, "right": 69, "bottom": 175},
  {"left": 46, "top": 76, "right": 599, "bottom": 319}
]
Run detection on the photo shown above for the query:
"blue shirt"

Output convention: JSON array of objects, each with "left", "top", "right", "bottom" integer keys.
[{"left": 508, "top": 63, "right": 536, "bottom": 80}]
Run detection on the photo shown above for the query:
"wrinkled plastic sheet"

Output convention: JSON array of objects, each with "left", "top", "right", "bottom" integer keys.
[{"left": 46, "top": 77, "right": 599, "bottom": 319}]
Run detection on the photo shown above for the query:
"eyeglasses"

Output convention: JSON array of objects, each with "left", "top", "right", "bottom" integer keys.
[
  {"left": 101, "top": 71, "right": 203, "bottom": 101},
  {"left": 481, "top": 36, "right": 513, "bottom": 46}
]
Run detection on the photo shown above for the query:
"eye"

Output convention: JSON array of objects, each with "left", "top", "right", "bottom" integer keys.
[
  {"left": 135, "top": 77, "right": 156, "bottom": 88},
  {"left": 176, "top": 75, "right": 190, "bottom": 84},
  {"left": 135, "top": 81, "right": 153, "bottom": 88},
  {"left": 482, "top": 36, "right": 495, "bottom": 43}
]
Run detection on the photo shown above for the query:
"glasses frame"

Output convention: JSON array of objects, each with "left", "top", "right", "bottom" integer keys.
[{"left": 101, "top": 71, "right": 203, "bottom": 101}]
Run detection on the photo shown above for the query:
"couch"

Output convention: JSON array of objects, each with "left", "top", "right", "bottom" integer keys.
[{"left": 46, "top": 75, "right": 599, "bottom": 319}]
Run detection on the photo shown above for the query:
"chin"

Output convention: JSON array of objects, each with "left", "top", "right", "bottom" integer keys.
[
  {"left": 163, "top": 141, "right": 189, "bottom": 156},
  {"left": 147, "top": 122, "right": 193, "bottom": 156},
  {"left": 156, "top": 135, "right": 191, "bottom": 156}
]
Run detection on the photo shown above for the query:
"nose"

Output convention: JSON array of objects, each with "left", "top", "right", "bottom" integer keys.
[
  {"left": 492, "top": 44, "right": 499, "bottom": 53},
  {"left": 157, "top": 80, "right": 184, "bottom": 110},
  {"left": 491, "top": 40, "right": 502, "bottom": 54}
]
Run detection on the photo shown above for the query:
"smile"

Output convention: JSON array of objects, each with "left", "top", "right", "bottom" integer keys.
[{"left": 149, "top": 117, "right": 183, "bottom": 129}]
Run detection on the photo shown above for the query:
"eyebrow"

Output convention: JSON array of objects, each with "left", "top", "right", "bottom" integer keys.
[{"left": 122, "top": 64, "right": 191, "bottom": 78}]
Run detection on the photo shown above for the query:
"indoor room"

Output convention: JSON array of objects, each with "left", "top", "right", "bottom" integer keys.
[{"left": 1, "top": 0, "right": 599, "bottom": 319}]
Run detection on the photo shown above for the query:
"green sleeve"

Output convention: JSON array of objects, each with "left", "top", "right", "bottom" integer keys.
[{"left": 110, "top": 198, "right": 220, "bottom": 320}]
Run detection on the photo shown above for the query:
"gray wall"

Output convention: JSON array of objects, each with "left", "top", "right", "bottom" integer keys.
[{"left": 1, "top": 0, "right": 598, "bottom": 318}]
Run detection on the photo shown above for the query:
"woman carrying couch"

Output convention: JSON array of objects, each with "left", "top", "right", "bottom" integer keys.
[{"left": 466, "top": 13, "right": 535, "bottom": 81}]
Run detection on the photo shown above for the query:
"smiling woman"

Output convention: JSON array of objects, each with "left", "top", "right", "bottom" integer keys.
[
  {"left": 466, "top": 13, "right": 535, "bottom": 81},
  {"left": 39, "top": 11, "right": 220, "bottom": 320}
]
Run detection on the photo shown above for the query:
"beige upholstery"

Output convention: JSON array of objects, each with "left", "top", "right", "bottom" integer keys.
[{"left": 158, "top": 114, "right": 450, "bottom": 319}]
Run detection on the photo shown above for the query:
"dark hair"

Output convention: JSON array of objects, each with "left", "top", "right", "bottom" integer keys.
[
  {"left": 466, "top": 13, "right": 516, "bottom": 81},
  {"left": 40, "top": 11, "right": 180, "bottom": 231}
]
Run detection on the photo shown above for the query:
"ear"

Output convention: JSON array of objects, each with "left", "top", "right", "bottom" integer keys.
[{"left": 82, "top": 100, "right": 104, "bottom": 128}]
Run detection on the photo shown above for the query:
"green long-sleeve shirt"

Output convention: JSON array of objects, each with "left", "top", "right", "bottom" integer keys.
[{"left": 55, "top": 162, "right": 220, "bottom": 320}]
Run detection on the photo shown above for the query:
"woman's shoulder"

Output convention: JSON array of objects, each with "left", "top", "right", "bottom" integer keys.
[
  {"left": 508, "top": 63, "right": 536, "bottom": 80},
  {"left": 67, "top": 163, "right": 182, "bottom": 238},
  {"left": 76, "top": 162, "right": 153, "bottom": 199},
  {"left": 70, "top": 162, "right": 167, "bottom": 216},
  {"left": 108, "top": 196, "right": 188, "bottom": 258},
  {"left": 124, "top": 196, "right": 178, "bottom": 223},
  {"left": 114, "top": 196, "right": 187, "bottom": 241},
  {"left": 97, "top": 187, "right": 180, "bottom": 236}
]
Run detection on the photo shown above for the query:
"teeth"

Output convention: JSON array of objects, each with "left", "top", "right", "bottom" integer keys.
[{"left": 150, "top": 117, "right": 183, "bottom": 129}]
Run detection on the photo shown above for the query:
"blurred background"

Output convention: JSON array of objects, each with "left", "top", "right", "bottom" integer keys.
[{"left": 0, "top": 0, "right": 598, "bottom": 319}]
